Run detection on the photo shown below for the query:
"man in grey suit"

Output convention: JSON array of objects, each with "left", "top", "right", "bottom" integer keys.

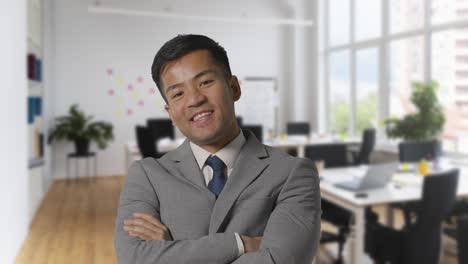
[{"left": 115, "top": 34, "right": 321, "bottom": 264}]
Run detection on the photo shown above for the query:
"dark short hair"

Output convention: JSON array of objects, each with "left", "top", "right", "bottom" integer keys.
[{"left": 151, "top": 34, "right": 232, "bottom": 102}]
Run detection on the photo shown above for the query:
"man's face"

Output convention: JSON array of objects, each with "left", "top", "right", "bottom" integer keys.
[{"left": 161, "top": 50, "right": 241, "bottom": 151}]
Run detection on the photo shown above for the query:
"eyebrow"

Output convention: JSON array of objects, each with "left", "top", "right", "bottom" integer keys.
[{"left": 164, "top": 69, "right": 218, "bottom": 94}]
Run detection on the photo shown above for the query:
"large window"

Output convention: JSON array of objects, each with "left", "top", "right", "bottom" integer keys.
[
  {"left": 355, "top": 0, "right": 382, "bottom": 41},
  {"left": 323, "top": 0, "right": 468, "bottom": 153},
  {"left": 389, "top": 37, "right": 425, "bottom": 118},
  {"left": 329, "top": 51, "right": 351, "bottom": 134},
  {"left": 356, "top": 48, "right": 379, "bottom": 134}
]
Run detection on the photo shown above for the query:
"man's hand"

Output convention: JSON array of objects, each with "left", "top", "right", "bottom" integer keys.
[
  {"left": 123, "top": 212, "right": 173, "bottom": 241},
  {"left": 240, "top": 235, "right": 262, "bottom": 253}
]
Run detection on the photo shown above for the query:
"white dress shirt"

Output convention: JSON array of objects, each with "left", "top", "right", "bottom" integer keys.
[{"left": 190, "top": 131, "right": 246, "bottom": 257}]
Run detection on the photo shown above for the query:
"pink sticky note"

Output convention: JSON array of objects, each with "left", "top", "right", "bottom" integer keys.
[
  {"left": 107, "top": 68, "right": 113, "bottom": 76},
  {"left": 137, "top": 76, "right": 144, "bottom": 83},
  {"left": 108, "top": 89, "right": 115, "bottom": 96},
  {"left": 138, "top": 100, "right": 144, "bottom": 106},
  {"left": 149, "top": 87, "right": 156, "bottom": 94},
  {"left": 128, "top": 84, "right": 134, "bottom": 91},
  {"left": 127, "top": 109, "right": 133, "bottom": 115}
]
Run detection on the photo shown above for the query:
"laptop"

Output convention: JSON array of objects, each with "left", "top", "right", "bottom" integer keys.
[{"left": 334, "top": 162, "right": 398, "bottom": 191}]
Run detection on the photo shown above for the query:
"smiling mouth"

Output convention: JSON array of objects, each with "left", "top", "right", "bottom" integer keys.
[{"left": 190, "top": 110, "right": 214, "bottom": 122}]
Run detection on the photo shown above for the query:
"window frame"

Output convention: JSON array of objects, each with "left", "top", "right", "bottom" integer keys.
[{"left": 322, "top": 0, "right": 468, "bottom": 145}]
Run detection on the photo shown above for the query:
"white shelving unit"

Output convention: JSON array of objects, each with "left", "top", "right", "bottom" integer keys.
[{"left": 27, "top": 0, "right": 45, "bottom": 222}]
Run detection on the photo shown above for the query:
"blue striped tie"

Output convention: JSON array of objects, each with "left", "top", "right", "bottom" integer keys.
[{"left": 206, "top": 155, "right": 227, "bottom": 197}]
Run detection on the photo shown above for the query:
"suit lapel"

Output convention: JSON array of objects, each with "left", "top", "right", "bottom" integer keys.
[
  {"left": 166, "top": 140, "right": 216, "bottom": 203},
  {"left": 209, "top": 132, "right": 270, "bottom": 233}
]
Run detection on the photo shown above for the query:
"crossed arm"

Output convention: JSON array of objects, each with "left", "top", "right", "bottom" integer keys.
[{"left": 115, "top": 159, "right": 321, "bottom": 264}]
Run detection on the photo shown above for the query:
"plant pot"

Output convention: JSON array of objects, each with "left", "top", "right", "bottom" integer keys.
[{"left": 74, "top": 139, "right": 90, "bottom": 155}]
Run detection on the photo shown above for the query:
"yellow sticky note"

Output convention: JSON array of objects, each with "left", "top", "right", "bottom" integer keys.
[
  {"left": 116, "top": 76, "right": 125, "bottom": 84},
  {"left": 114, "top": 109, "right": 122, "bottom": 117},
  {"left": 133, "top": 92, "right": 140, "bottom": 100},
  {"left": 115, "top": 98, "right": 123, "bottom": 105}
]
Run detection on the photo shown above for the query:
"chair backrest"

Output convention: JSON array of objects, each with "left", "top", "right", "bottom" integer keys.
[
  {"left": 242, "top": 125, "right": 263, "bottom": 142},
  {"left": 398, "top": 140, "right": 441, "bottom": 162},
  {"left": 146, "top": 118, "right": 174, "bottom": 140},
  {"left": 358, "top": 128, "right": 376, "bottom": 164},
  {"left": 407, "top": 169, "right": 459, "bottom": 264},
  {"left": 236, "top": 116, "right": 243, "bottom": 127},
  {"left": 304, "top": 144, "right": 348, "bottom": 168},
  {"left": 457, "top": 214, "right": 468, "bottom": 264},
  {"left": 135, "top": 125, "right": 158, "bottom": 158},
  {"left": 287, "top": 122, "right": 310, "bottom": 135}
]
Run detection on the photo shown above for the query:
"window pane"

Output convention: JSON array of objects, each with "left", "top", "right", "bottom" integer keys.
[
  {"left": 329, "top": 51, "right": 351, "bottom": 134},
  {"left": 329, "top": 0, "right": 350, "bottom": 46},
  {"left": 389, "top": 37, "right": 425, "bottom": 119},
  {"left": 355, "top": 0, "right": 381, "bottom": 41},
  {"left": 432, "top": 0, "right": 468, "bottom": 25},
  {"left": 390, "top": 0, "right": 425, "bottom": 34},
  {"left": 432, "top": 29, "right": 468, "bottom": 153},
  {"left": 356, "top": 48, "right": 379, "bottom": 134}
]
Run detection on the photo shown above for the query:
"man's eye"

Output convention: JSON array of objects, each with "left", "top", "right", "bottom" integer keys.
[
  {"left": 172, "top": 92, "right": 183, "bottom": 99},
  {"left": 200, "top": 80, "right": 213, "bottom": 87}
]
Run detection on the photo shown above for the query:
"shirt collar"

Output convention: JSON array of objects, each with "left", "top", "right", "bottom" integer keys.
[{"left": 190, "top": 130, "right": 246, "bottom": 170}]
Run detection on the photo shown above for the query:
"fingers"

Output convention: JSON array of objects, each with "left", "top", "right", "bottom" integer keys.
[
  {"left": 123, "top": 212, "right": 171, "bottom": 241},
  {"left": 124, "top": 218, "right": 159, "bottom": 233},
  {"left": 133, "top": 212, "right": 166, "bottom": 229},
  {"left": 126, "top": 226, "right": 158, "bottom": 240}
]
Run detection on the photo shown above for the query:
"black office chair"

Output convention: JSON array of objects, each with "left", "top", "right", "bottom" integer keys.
[
  {"left": 242, "top": 125, "right": 263, "bottom": 142},
  {"left": 305, "top": 144, "right": 351, "bottom": 264},
  {"left": 365, "top": 169, "right": 459, "bottom": 264},
  {"left": 305, "top": 144, "right": 349, "bottom": 168},
  {"left": 286, "top": 122, "right": 310, "bottom": 135},
  {"left": 236, "top": 116, "right": 243, "bottom": 127},
  {"left": 398, "top": 139, "right": 441, "bottom": 162},
  {"left": 457, "top": 214, "right": 468, "bottom": 264},
  {"left": 135, "top": 125, "right": 161, "bottom": 158},
  {"left": 146, "top": 118, "right": 174, "bottom": 140},
  {"left": 395, "top": 139, "right": 442, "bottom": 225},
  {"left": 349, "top": 128, "right": 376, "bottom": 165}
]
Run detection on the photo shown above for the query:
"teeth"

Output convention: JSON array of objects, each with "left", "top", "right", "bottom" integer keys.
[{"left": 193, "top": 111, "right": 212, "bottom": 121}]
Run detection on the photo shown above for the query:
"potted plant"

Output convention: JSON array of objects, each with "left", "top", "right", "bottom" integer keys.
[
  {"left": 48, "top": 104, "right": 114, "bottom": 155},
  {"left": 384, "top": 81, "right": 445, "bottom": 141}
]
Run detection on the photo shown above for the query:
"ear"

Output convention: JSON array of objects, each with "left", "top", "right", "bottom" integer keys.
[
  {"left": 164, "top": 104, "right": 176, "bottom": 126},
  {"left": 229, "top": 75, "right": 241, "bottom": 102}
]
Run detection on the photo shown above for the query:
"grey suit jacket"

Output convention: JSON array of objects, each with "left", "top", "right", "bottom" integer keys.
[{"left": 115, "top": 131, "right": 321, "bottom": 264}]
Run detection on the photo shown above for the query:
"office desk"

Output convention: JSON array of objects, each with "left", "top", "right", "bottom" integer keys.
[
  {"left": 320, "top": 162, "right": 468, "bottom": 264},
  {"left": 264, "top": 136, "right": 360, "bottom": 157},
  {"left": 125, "top": 136, "right": 360, "bottom": 167}
]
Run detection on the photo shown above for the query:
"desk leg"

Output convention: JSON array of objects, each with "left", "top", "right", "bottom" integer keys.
[
  {"left": 349, "top": 207, "right": 366, "bottom": 264},
  {"left": 386, "top": 205, "right": 394, "bottom": 227},
  {"left": 298, "top": 146, "right": 305, "bottom": 158}
]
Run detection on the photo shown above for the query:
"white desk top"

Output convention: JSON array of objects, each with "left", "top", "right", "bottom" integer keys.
[
  {"left": 320, "top": 162, "right": 468, "bottom": 208},
  {"left": 263, "top": 135, "right": 360, "bottom": 148}
]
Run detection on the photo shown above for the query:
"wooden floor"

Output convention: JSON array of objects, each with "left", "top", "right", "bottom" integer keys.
[
  {"left": 16, "top": 176, "right": 458, "bottom": 264},
  {"left": 15, "top": 176, "right": 125, "bottom": 264}
]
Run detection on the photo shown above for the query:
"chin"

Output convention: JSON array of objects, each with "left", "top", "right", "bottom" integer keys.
[{"left": 192, "top": 130, "right": 224, "bottom": 145}]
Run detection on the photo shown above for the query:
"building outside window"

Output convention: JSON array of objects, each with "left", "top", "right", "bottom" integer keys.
[{"left": 322, "top": 0, "right": 468, "bottom": 154}]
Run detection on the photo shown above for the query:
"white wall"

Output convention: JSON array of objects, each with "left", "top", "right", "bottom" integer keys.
[
  {"left": 0, "top": 0, "right": 29, "bottom": 262},
  {"left": 50, "top": 0, "right": 315, "bottom": 177}
]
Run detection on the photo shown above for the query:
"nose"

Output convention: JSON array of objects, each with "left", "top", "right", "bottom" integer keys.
[{"left": 187, "top": 87, "right": 207, "bottom": 108}]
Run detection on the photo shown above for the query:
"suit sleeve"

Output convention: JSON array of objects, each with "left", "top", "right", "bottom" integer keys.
[
  {"left": 231, "top": 158, "right": 322, "bottom": 264},
  {"left": 114, "top": 160, "right": 239, "bottom": 264}
]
